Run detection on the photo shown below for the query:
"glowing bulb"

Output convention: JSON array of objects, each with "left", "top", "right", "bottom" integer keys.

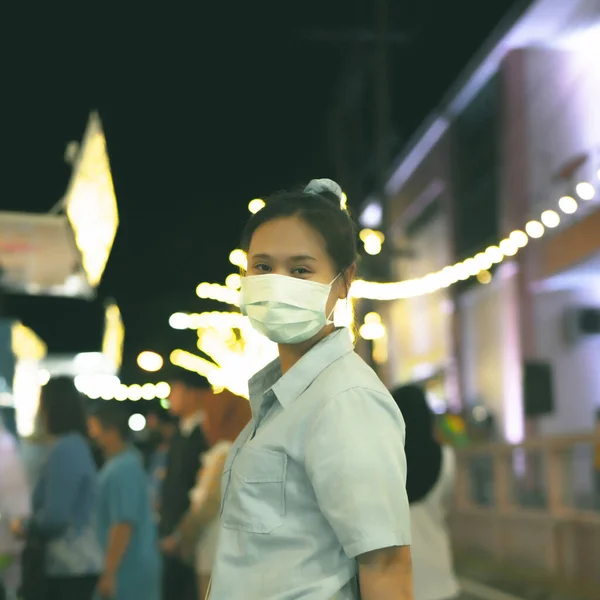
[
  {"left": 38, "top": 369, "right": 50, "bottom": 386},
  {"left": 248, "top": 198, "right": 265, "bottom": 214},
  {"left": 474, "top": 253, "right": 493, "bottom": 271},
  {"left": 485, "top": 246, "right": 503, "bottom": 264},
  {"left": 499, "top": 238, "right": 518, "bottom": 256},
  {"left": 454, "top": 263, "right": 470, "bottom": 280},
  {"left": 229, "top": 249, "right": 248, "bottom": 270},
  {"left": 155, "top": 382, "right": 170, "bottom": 398},
  {"left": 128, "top": 414, "right": 146, "bottom": 432},
  {"left": 463, "top": 258, "right": 480, "bottom": 276},
  {"left": 128, "top": 384, "right": 142, "bottom": 401},
  {"left": 525, "top": 220, "right": 544, "bottom": 238},
  {"left": 137, "top": 351, "right": 163, "bottom": 372},
  {"left": 509, "top": 230, "right": 528, "bottom": 248},
  {"left": 141, "top": 383, "right": 156, "bottom": 400},
  {"left": 476, "top": 270, "right": 492, "bottom": 284},
  {"left": 575, "top": 181, "right": 595, "bottom": 201},
  {"left": 225, "top": 273, "right": 242, "bottom": 289},
  {"left": 364, "top": 312, "right": 382, "bottom": 325},
  {"left": 541, "top": 210, "right": 560, "bottom": 228},
  {"left": 363, "top": 237, "right": 382, "bottom": 255},
  {"left": 558, "top": 195, "right": 578, "bottom": 214},
  {"left": 114, "top": 385, "right": 128, "bottom": 402},
  {"left": 169, "top": 313, "right": 189, "bottom": 330}
]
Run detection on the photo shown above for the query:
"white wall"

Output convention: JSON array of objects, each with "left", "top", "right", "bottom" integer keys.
[
  {"left": 525, "top": 45, "right": 600, "bottom": 218},
  {"left": 461, "top": 264, "right": 524, "bottom": 442},
  {"left": 534, "top": 282, "right": 600, "bottom": 435},
  {"left": 387, "top": 210, "right": 453, "bottom": 389}
]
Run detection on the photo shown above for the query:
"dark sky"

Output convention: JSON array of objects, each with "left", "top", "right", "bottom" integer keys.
[{"left": 2, "top": 0, "right": 523, "bottom": 383}]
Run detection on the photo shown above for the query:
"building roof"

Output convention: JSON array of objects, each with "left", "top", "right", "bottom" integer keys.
[{"left": 384, "top": 0, "right": 600, "bottom": 196}]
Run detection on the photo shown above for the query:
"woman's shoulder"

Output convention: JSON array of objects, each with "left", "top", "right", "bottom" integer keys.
[{"left": 52, "top": 433, "right": 94, "bottom": 464}]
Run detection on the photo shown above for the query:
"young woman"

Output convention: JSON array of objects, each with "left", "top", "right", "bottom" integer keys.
[
  {"left": 12, "top": 377, "right": 102, "bottom": 600},
  {"left": 208, "top": 179, "right": 413, "bottom": 600},
  {"left": 391, "top": 385, "right": 460, "bottom": 600}
]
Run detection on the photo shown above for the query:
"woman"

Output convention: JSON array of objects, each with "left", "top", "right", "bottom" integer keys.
[
  {"left": 391, "top": 385, "right": 460, "bottom": 600},
  {"left": 164, "top": 389, "right": 251, "bottom": 599},
  {"left": 207, "top": 179, "right": 413, "bottom": 600},
  {"left": 0, "top": 414, "right": 30, "bottom": 597},
  {"left": 13, "top": 377, "right": 102, "bottom": 600}
]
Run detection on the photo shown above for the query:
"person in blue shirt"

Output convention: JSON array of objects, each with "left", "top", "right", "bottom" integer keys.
[
  {"left": 88, "top": 404, "right": 160, "bottom": 600},
  {"left": 12, "top": 377, "right": 102, "bottom": 600},
  {"left": 209, "top": 179, "right": 413, "bottom": 600}
]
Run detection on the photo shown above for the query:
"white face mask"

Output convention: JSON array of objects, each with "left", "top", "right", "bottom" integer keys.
[{"left": 240, "top": 274, "right": 339, "bottom": 345}]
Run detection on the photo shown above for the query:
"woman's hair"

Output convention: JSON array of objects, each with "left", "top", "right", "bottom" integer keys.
[
  {"left": 391, "top": 384, "right": 442, "bottom": 504},
  {"left": 240, "top": 179, "right": 358, "bottom": 284},
  {"left": 203, "top": 390, "right": 252, "bottom": 446},
  {"left": 39, "top": 376, "right": 88, "bottom": 437}
]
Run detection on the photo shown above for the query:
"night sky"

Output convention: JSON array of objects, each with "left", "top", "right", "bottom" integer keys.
[{"left": 2, "top": 0, "right": 523, "bottom": 383}]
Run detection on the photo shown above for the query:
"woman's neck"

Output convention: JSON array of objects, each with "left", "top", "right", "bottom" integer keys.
[{"left": 278, "top": 324, "right": 335, "bottom": 374}]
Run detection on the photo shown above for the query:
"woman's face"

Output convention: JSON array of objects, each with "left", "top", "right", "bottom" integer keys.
[{"left": 247, "top": 216, "right": 352, "bottom": 316}]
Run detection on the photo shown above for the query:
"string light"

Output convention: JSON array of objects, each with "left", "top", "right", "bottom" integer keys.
[
  {"left": 525, "top": 220, "right": 544, "bottom": 238},
  {"left": 225, "top": 273, "right": 242, "bottom": 289},
  {"left": 248, "top": 198, "right": 266, "bottom": 214},
  {"left": 541, "top": 210, "right": 560, "bottom": 228},
  {"left": 558, "top": 196, "right": 578, "bottom": 214},
  {"left": 575, "top": 181, "right": 595, "bottom": 201},
  {"left": 229, "top": 249, "right": 248, "bottom": 270},
  {"left": 359, "top": 229, "right": 385, "bottom": 256},
  {"left": 193, "top": 180, "right": 597, "bottom": 305},
  {"left": 79, "top": 379, "right": 171, "bottom": 402}
]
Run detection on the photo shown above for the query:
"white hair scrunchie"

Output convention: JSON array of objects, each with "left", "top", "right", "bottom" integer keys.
[{"left": 304, "top": 178, "right": 343, "bottom": 202}]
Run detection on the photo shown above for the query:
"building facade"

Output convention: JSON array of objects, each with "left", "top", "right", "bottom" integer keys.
[{"left": 363, "top": 0, "right": 600, "bottom": 440}]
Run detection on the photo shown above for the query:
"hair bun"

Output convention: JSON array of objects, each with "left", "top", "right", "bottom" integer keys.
[{"left": 304, "top": 178, "right": 343, "bottom": 204}]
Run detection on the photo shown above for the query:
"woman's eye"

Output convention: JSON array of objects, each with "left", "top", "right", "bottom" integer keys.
[
  {"left": 292, "top": 267, "right": 311, "bottom": 276},
  {"left": 254, "top": 263, "right": 271, "bottom": 273}
]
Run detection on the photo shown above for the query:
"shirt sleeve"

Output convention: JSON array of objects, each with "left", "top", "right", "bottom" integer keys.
[
  {"left": 107, "top": 461, "right": 142, "bottom": 526},
  {"left": 305, "top": 386, "right": 411, "bottom": 559}
]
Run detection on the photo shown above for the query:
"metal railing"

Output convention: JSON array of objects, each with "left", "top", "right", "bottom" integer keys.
[{"left": 450, "top": 433, "right": 600, "bottom": 593}]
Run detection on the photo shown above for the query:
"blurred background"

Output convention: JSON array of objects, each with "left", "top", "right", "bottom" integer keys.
[{"left": 2, "top": 0, "right": 600, "bottom": 598}]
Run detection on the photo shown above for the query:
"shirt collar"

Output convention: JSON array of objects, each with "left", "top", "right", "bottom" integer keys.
[
  {"left": 248, "top": 328, "right": 354, "bottom": 413},
  {"left": 180, "top": 410, "right": 205, "bottom": 436}
]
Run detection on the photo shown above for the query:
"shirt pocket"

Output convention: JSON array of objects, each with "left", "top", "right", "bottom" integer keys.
[{"left": 221, "top": 446, "right": 287, "bottom": 534}]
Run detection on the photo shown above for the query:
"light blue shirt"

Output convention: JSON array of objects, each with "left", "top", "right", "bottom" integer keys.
[
  {"left": 96, "top": 448, "right": 160, "bottom": 600},
  {"left": 210, "top": 328, "right": 411, "bottom": 600}
]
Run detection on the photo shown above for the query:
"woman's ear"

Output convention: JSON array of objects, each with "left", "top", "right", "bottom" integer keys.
[{"left": 339, "top": 264, "right": 357, "bottom": 300}]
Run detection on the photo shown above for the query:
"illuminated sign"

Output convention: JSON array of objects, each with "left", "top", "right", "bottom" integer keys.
[
  {"left": 102, "top": 303, "right": 124, "bottom": 371},
  {"left": 65, "top": 112, "right": 119, "bottom": 287}
]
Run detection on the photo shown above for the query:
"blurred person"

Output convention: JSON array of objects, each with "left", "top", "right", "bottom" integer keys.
[
  {"left": 88, "top": 404, "right": 161, "bottom": 600},
  {"left": 160, "top": 370, "right": 210, "bottom": 600},
  {"left": 392, "top": 385, "right": 460, "bottom": 600},
  {"left": 135, "top": 410, "right": 163, "bottom": 470},
  {"left": 594, "top": 410, "right": 600, "bottom": 507},
  {"left": 0, "top": 412, "right": 30, "bottom": 597},
  {"left": 12, "top": 377, "right": 102, "bottom": 600},
  {"left": 207, "top": 179, "right": 413, "bottom": 600},
  {"left": 161, "top": 390, "right": 251, "bottom": 599},
  {"left": 148, "top": 411, "right": 178, "bottom": 515}
]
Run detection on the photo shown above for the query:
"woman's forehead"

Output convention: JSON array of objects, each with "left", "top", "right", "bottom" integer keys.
[{"left": 249, "top": 216, "right": 327, "bottom": 258}]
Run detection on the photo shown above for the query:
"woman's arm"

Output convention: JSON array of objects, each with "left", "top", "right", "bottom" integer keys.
[
  {"left": 358, "top": 546, "right": 413, "bottom": 600},
  {"left": 305, "top": 388, "right": 413, "bottom": 598}
]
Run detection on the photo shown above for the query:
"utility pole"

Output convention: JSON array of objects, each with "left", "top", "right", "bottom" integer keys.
[{"left": 374, "top": 0, "right": 392, "bottom": 281}]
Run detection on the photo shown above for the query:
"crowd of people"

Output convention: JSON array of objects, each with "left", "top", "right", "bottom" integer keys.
[{"left": 0, "top": 178, "right": 463, "bottom": 600}]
